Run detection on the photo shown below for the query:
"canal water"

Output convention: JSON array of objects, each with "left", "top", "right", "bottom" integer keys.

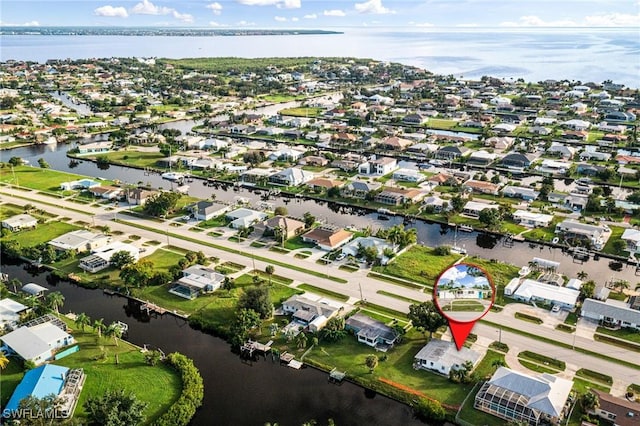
[
  {"left": 0, "top": 260, "right": 425, "bottom": 426},
  {"left": 7, "top": 142, "right": 639, "bottom": 284}
]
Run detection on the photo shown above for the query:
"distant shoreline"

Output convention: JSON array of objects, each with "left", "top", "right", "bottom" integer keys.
[{"left": 0, "top": 27, "right": 343, "bottom": 37}]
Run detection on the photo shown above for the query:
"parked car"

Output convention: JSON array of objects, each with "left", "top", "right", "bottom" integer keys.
[
  {"left": 336, "top": 253, "right": 347, "bottom": 261},
  {"left": 552, "top": 305, "right": 560, "bottom": 313}
]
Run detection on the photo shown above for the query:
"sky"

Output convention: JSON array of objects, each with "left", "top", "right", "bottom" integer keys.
[
  {"left": 1, "top": 0, "right": 639, "bottom": 28},
  {"left": 437, "top": 264, "right": 490, "bottom": 290}
]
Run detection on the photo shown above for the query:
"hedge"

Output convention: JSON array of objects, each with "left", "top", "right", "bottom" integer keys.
[{"left": 153, "top": 352, "right": 204, "bottom": 426}]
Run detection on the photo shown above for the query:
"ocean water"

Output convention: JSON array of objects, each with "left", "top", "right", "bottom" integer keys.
[{"left": 1, "top": 27, "right": 638, "bottom": 86}]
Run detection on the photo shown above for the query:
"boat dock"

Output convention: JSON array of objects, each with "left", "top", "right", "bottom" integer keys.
[
  {"left": 140, "top": 301, "right": 167, "bottom": 315},
  {"left": 240, "top": 340, "right": 273, "bottom": 357},
  {"left": 329, "top": 368, "right": 347, "bottom": 383},
  {"left": 279, "top": 351, "right": 302, "bottom": 369}
]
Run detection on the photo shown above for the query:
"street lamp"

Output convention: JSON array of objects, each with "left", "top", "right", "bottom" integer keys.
[{"left": 497, "top": 327, "right": 502, "bottom": 344}]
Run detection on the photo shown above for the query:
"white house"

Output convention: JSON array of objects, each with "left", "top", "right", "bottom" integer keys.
[
  {"left": 225, "top": 208, "right": 268, "bottom": 229},
  {"left": 169, "top": 264, "right": 225, "bottom": 300},
  {"left": 78, "top": 242, "right": 140, "bottom": 273},
  {"left": 1, "top": 214, "right": 37, "bottom": 232},
  {"left": 341, "top": 236, "right": 397, "bottom": 265},
  {"left": 345, "top": 312, "right": 399, "bottom": 351},
  {"left": 620, "top": 228, "right": 640, "bottom": 255},
  {"left": 414, "top": 339, "right": 481, "bottom": 376},
  {"left": 581, "top": 298, "right": 640, "bottom": 330},
  {"left": 508, "top": 278, "right": 580, "bottom": 310},
  {"left": 189, "top": 200, "right": 231, "bottom": 221},
  {"left": 268, "top": 167, "right": 314, "bottom": 186},
  {"left": 48, "top": 230, "right": 111, "bottom": 253},
  {"left": 392, "top": 168, "right": 425, "bottom": 182},
  {"left": 358, "top": 157, "right": 398, "bottom": 175},
  {"left": 461, "top": 201, "right": 498, "bottom": 218},
  {"left": 0, "top": 298, "right": 29, "bottom": 330},
  {"left": 512, "top": 210, "right": 554, "bottom": 228},
  {"left": 1, "top": 315, "right": 74, "bottom": 365}
]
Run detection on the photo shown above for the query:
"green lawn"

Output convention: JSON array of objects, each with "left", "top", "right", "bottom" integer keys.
[
  {"left": 0, "top": 165, "right": 107, "bottom": 192},
  {"left": 278, "top": 107, "right": 323, "bottom": 117},
  {"left": 376, "top": 290, "right": 421, "bottom": 304},
  {"left": 297, "top": 283, "right": 349, "bottom": 302},
  {"left": 572, "top": 377, "right": 611, "bottom": 394},
  {"left": 596, "top": 326, "right": 640, "bottom": 344},
  {"left": 518, "top": 350, "right": 566, "bottom": 370},
  {"left": 0, "top": 203, "right": 26, "bottom": 220},
  {"left": 575, "top": 368, "right": 613, "bottom": 385},
  {"left": 1, "top": 221, "right": 80, "bottom": 247},
  {"left": 517, "top": 359, "right": 559, "bottom": 374},
  {"left": 372, "top": 245, "right": 461, "bottom": 287},
  {"left": 474, "top": 349, "right": 508, "bottom": 381},
  {"left": 456, "top": 385, "right": 505, "bottom": 426},
  {"left": 260, "top": 94, "right": 307, "bottom": 102},
  {"left": 197, "top": 215, "right": 230, "bottom": 228},
  {"left": 601, "top": 225, "right": 626, "bottom": 256},
  {"left": 426, "top": 118, "right": 457, "bottom": 129},
  {"left": 87, "top": 150, "right": 165, "bottom": 169},
  {"left": 143, "top": 248, "right": 186, "bottom": 271},
  {"left": 0, "top": 358, "right": 24, "bottom": 408},
  {"left": 55, "top": 324, "right": 182, "bottom": 424},
  {"left": 283, "top": 235, "right": 315, "bottom": 250}
]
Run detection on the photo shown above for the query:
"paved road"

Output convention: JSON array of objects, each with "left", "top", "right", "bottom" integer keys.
[{"left": 2, "top": 187, "right": 639, "bottom": 395}]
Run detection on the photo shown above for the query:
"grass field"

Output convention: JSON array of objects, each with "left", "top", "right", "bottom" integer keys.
[
  {"left": 518, "top": 350, "right": 566, "bottom": 370},
  {"left": 473, "top": 349, "right": 508, "bottom": 381},
  {"left": 88, "top": 150, "right": 165, "bottom": 169},
  {"left": 278, "top": 107, "right": 324, "bottom": 117},
  {"left": 372, "top": 245, "right": 461, "bottom": 287},
  {"left": 297, "top": 283, "right": 349, "bottom": 302},
  {"left": 596, "top": 326, "right": 640, "bottom": 344},
  {"left": 0, "top": 165, "right": 107, "bottom": 192},
  {"left": 1, "top": 221, "right": 80, "bottom": 248}
]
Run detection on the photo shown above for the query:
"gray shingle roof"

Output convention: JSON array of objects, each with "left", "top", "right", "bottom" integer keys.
[{"left": 582, "top": 298, "right": 640, "bottom": 325}]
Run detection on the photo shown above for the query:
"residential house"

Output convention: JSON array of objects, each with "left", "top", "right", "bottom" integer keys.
[
  {"left": 188, "top": 201, "right": 231, "bottom": 221},
  {"left": 414, "top": 339, "right": 481, "bottom": 376},
  {"left": 467, "top": 151, "right": 497, "bottom": 166},
  {"left": 169, "top": 264, "right": 225, "bottom": 300},
  {"left": 0, "top": 298, "right": 29, "bottom": 330},
  {"left": 268, "top": 148, "right": 305, "bottom": 162},
  {"left": 492, "top": 123, "right": 517, "bottom": 134},
  {"left": 281, "top": 295, "right": 342, "bottom": 332},
  {"left": 547, "top": 143, "right": 576, "bottom": 159},
  {"left": 502, "top": 186, "right": 539, "bottom": 201},
  {"left": 4, "top": 364, "right": 85, "bottom": 420},
  {"left": 225, "top": 208, "right": 268, "bottom": 229},
  {"left": 21, "top": 283, "right": 48, "bottom": 298},
  {"left": 506, "top": 278, "right": 579, "bottom": 309},
  {"left": 79, "top": 242, "right": 139, "bottom": 273},
  {"left": 435, "top": 146, "right": 470, "bottom": 160},
  {"left": 240, "top": 168, "right": 275, "bottom": 185},
  {"left": 2, "top": 214, "right": 37, "bottom": 232},
  {"left": 77, "top": 141, "right": 112, "bottom": 154},
  {"left": 269, "top": 167, "right": 314, "bottom": 186},
  {"left": 341, "top": 236, "right": 397, "bottom": 265},
  {"left": 59, "top": 179, "right": 101, "bottom": 191},
  {"left": 474, "top": 367, "right": 573, "bottom": 425},
  {"left": 562, "top": 119, "right": 591, "bottom": 131},
  {"left": 579, "top": 150, "right": 612, "bottom": 161},
  {"left": 429, "top": 173, "right": 459, "bottom": 186},
  {"left": 581, "top": 298, "right": 640, "bottom": 330},
  {"left": 48, "top": 230, "right": 110, "bottom": 253},
  {"left": 422, "top": 195, "right": 449, "bottom": 212},
  {"left": 500, "top": 152, "right": 534, "bottom": 169},
  {"left": 392, "top": 168, "right": 425, "bottom": 183},
  {"left": 375, "top": 187, "right": 424, "bottom": 205},
  {"left": 126, "top": 188, "right": 157, "bottom": 206},
  {"left": 555, "top": 220, "right": 607, "bottom": 247},
  {"left": 512, "top": 211, "right": 554, "bottom": 228},
  {"left": 621, "top": 228, "right": 640, "bottom": 255},
  {"left": 461, "top": 201, "right": 498, "bottom": 218},
  {"left": 463, "top": 180, "right": 500, "bottom": 195},
  {"left": 576, "top": 163, "right": 607, "bottom": 176},
  {"left": 359, "top": 157, "right": 398, "bottom": 176},
  {"left": 1, "top": 315, "right": 75, "bottom": 365},
  {"left": 331, "top": 132, "right": 357, "bottom": 145},
  {"left": 305, "top": 178, "right": 344, "bottom": 192},
  {"left": 536, "top": 159, "right": 571, "bottom": 176},
  {"left": 299, "top": 156, "right": 329, "bottom": 167},
  {"left": 342, "top": 181, "right": 382, "bottom": 199},
  {"left": 330, "top": 159, "right": 359, "bottom": 172},
  {"left": 264, "top": 215, "right": 306, "bottom": 239},
  {"left": 87, "top": 185, "right": 122, "bottom": 200},
  {"left": 484, "top": 136, "right": 514, "bottom": 151},
  {"left": 301, "top": 226, "right": 353, "bottom": 251},
  {"left": 379, "top": 136, "right": 413, "bottom": 151},
  {"left": 345, "top": 312, "right": 399, "bottom": 351},
  {"left": 402, "top": 113, "right": 429, "bottom": 125},
  {"left": 590, "top": 389, "right": 640, "bottom": 426}
]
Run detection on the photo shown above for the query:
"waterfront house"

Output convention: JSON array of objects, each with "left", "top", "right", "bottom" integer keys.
[
  {"left": 264, "top": 215, "right": 306, "bottom": 239},
  {"left": 375, "top": 187, "right": 424, "bottom": 206},
  {"left": 79, "top": 242, "right": 140, "bottom": 273},
  {"left": 77, "top": 141, "right": 112, "bottom": 154},
  {"left": 501, "top": 186, "right": 539, "bottom": 201},
  {"left": 126, "top": 188, "right": 157, "bottom": 206},
  {"left": 342, "top": 181, "right": 382, "bottom": 199},
  {"left": 581, "top": 298, "right": 640, "bottom": 330},
  {"left": 301, "top": 226, "right": 353, "bottom": 251},
  {"left": 536, "top": 159, "right": 571, "bottom": 176},
  {"left": 500, "top": 152, "right": 534, "bottom": 169},
  {"left": 345, "top": 312, "right": 399, "bottom": 351},
  {"left": 2, "top": 214, "right": 37, "bottom": 232},
  {"left": 305, "top": 178, "right": 344, "bottom": 192},
  {"left": 48, "top": 230, "right": 110, "bottom": 253},
  {"left": 21, "top": 283, "right": 48, "bottom": 298},
  {"left": 379, "top": 136, "right": 413, "bottom": 151},
  {"left": 621, "top": 228, "right": 640, "bottom": 255},
  {"left": 589, "top": 389, "right": 640, "bottom": 426},
  {"left": 506, "top": 278, "right": 579, "bottom": 310},
  {"left": 59, "top": 178, "right": 101, "bottom": 191},
  {"left": 512, "top": 210, "right": 554, "bottom": 228},
  {"left": 484, "top": 136, "right": 514, "bottom": 151},
  {"left": 268, "top": 148, "right": 305, "bottom": 162},
  {"left": 402, "top": 113, "right": 429, "bottom": 125},
  {"left": 169, "top": 264, "right": 225, "bottom": 300},
  {"left": 340, "top": 236, "right": 397, "bottom": 265},
  {"left": 463, "top": 180, "right": 500, "bottom": 195},
  {"left": 461, "top": 200, "right": 498, "bottom": 218},
  {"left": 467, "top": 150, "right": 497, "bottom": 166},
  {"left": 225, "top": 208, "right": 268, "bottom": 229},
  {"left": 435, "top": 146, "right": 469, "bottom": 160},
  {"left": 1, "top": 315, "right": 74, "bottom": 365},
  {"left": 87, "top": 185, "right": 122, "bottom": 200},
  {"left": 188, "top": 200, "right": 231, "bottom": 221},
  {"left": 428, "top": 173, "right": 459, "bottom": 186},
  {"left": 474, "top": 367, "right": 573, "bottom": 425},
  {"left": 392, "top": 168, "right": 425, "bottom": 183},
  {"left": 268, "top": 167, "right": 314, "bottom": 186},
  {"left": 546, "top": 143, "right": 575, "bottom": 159},
  {"left": 358, "top": 157, "right": 398, "bottom": 176},
  {"left": 422, "top": 195, "right": 449, "bottom": 212},
  {"left": 240, "top": 168, "right": 275, "bottom": 185},
  {"left": 299, "top": 156, "right": 329, "bottom": 167},
  {"left": 413, "top": 339, "right": 481, "bottom": 376},
  {"left": 4, "top": 364, "right": 85, "bottom": 420},
  {"left": 555, "top": 220, "right": 607, "bottom": 245},
  {"left": 576, "top": 163, "right": 607, "bottom": 176},
  {"left": 0, "top": 298, "right": 29, "bottom": 330},
  {"left": 562, "top": 119, "right": 591, "bottom": 131}
]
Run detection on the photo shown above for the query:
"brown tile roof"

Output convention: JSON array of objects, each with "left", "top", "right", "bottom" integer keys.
[
  {"left": 592, "top": 389, "right": 640, "bottom": 426},
  {"left": 306, "top": 178, "right": 344, "bottom": 189}
]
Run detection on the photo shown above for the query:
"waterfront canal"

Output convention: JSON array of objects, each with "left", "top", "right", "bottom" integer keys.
[{"left": 0, "top": 260, "right": 425, "bottom": 426}]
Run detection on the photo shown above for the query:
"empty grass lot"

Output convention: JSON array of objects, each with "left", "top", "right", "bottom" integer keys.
[
  {"left": 0, "top": 165, "right": 108, "bottom": 192},
  {"left": 1, "top": 221, "right": 80, "bottom": 248},
  {"left": 372, "top": 245, "right": 461, "bottom": 287}
]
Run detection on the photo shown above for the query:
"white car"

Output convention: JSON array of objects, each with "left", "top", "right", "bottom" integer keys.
[
  {"left": 336, "top": 253, "right": 347, "bottom": 261},
  {"left": 552, "top": 305, "right": 561, "bottom": 313}
]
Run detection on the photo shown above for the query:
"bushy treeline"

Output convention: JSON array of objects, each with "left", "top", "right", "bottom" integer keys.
[{"left": 153, "top": 352, "right": 204, "bottom": 426}]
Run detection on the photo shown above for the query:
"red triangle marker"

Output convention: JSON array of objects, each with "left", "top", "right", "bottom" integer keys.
[{"left": 449, "top": 319, "right": 477, "bottom": 350}]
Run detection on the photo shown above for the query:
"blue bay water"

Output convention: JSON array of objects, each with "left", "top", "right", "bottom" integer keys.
[{"left": 1, "top": 27, "right": 638, "bottom": 86}]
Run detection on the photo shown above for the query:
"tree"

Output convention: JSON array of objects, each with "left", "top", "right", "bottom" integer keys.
[
  {"left": 365, "top": 354, "right": 378, "bottom": 373},
  {"left": 144, "top": 350, "right": 163, "bottom": 366},
  {"left": 93, "top": 318, "right": 106, "bottom": 339},
  {"left": 45, "top": 291, "right": 65, "bottom": 314},
  {"left": 303, "top": 212, "right": 316, "bottom": 229},
  {"left": 105, "top": 322, "right": 124, "bottom": 347},
  {"left": 110, "top": 250, "right": 136, "bottom": 269},
  {"left": 265, "top": 265, "right": 275, "bottom": 285},
  {"left": 580, "top": 280, "right": 596, "bottom": 300},
  {"left": 612, "top": 239, "right": 627, "bottom": 255},
  {"left": 614, "top": 279, "right": 629, "bottom": 294},
  {"left": 581, "top": 391, "right": 599, "bottom": 412},
  {"left": 75, "top": 312, "right": 91, "bottom": 332},
  {"left": 413, "top": 398, "right": 446, "bottom": 422},
  {"left": 320, "top": 316, "right": 346, "bottom": 342},
  {"left": 222, "top": 276, "right": 234, "bottom": 291},
  {"left": 84, "top": 389, "right": 148, "bottom": 426},
  {"left": 274, "top": 206, "right": 288, "bottom": 216},
  {"left": 296, "top": 331, "right": 308, "bottom": 349},
  {"left": 0, "top": 351, "right": 9, "bottom": 370},
  {"left": 8, "top": 156, "right": 22, "bottom": 166},
  {"left": 37, "top": 158, "right": 50, "bottom": 169},
  {"left": 230, "top": 308, "right": 262, "bottom": 347},
  {"left": 577, "top": 270, "right": 589, "bottom": 280},
  {"left": 479, "top": 208, "right": 502, "bottom": 229},
  {"left": 119, "top": 259, "right": 155, "bottom": 288},
  {"left": 16, "top": 394, "right": 68, "bottom": 425},
  {"left": 142, "top": 191, "right": 181, "bottom": 217},
  {"left": 237, "top": 286, "right": 273, "bottom": 319},
  {"left": 408, "top": 301, "right": 447, "bottom": 338}
]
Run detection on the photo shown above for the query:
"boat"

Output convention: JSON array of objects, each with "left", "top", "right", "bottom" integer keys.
[
  {"left": 377, "top": 208, "right": 394, "bottom": 215},
  {"left": 42, "top": 136, "right": 57, "bottom": 144},
  {"left": 451, "top": 245, "right": 467, "bottom": 255},
  {"left": 161, "top": 172, "right": 185, "bottom": 181},
  {"left": 459, "top": 224, "right": 474, "bottom": 232},
  {"left": 378, "top": 214, "right": 390, "bottom": 221},
  {"left": 518, "top": 266, "right": 531, "bottom": 277},
  {"left": 552, "top": 237, "right": 559, "bottom": 244}
]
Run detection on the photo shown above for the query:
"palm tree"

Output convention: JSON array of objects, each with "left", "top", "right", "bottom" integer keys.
[
  {"left": 93, "top": 318, "right": 106, "bottom": 339},
  {"left": 75, "top": 312, "right": 91, "bottom": 332},
  {"left": 105, "top": 323, "right": 123, "bottom": 347},
  {"left": 46, "top": 291, "right": 65, "bottom": 314},
  {"left": 265, "top": 265, "right": 275, "bottom": 285},
  {"left": 581, "top": 391, "right": 599, "bottom": 412},
  {"left": 577, "top": 270, "right": 589, "bottom": 280},
  {"left": 615, "top": 279, "right": 630, "bottom": 294},
  {"left": 0, "top": 352, "right": 9, "bottom": 370},
  {"left": 296, "top": 331, "right": 308, "bottom": 349}
]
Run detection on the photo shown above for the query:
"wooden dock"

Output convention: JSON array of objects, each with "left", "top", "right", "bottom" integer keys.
[
  {"left": 329, "top": 368, "right": 347, "bottom": 383},
  {"left": 140, "top": 301, "right": 167, "bottom": 315},
  {"left": 240, "top": 340, "right": 273, "bottom": 357}
]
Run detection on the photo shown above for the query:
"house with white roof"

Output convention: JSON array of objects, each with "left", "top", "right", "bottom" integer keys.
[
  {"left": 225, "top": 208, "right": 268, "bottom": 229},
  {"left": 169, "top": 264, "right": 225, "bottom": 300},
  {"left": 506, "top": 278, "right": 580, "bottom": 310},
  {"left": 0, "top": 298, "right": 29, "bottom": 330},
  {"left": 562, "top": 119, "right": 591, "bottom": 131},
  {"left": 269, "top": 167, "right": 314, "bottom": 186},
  {"left": 620, "top": 228, "right": 640, "bottom": 255},
  {"left": 48, "top": 230, "right": 111, "bottom": 253},
  {"left": 78, "top": 242, "right": 140, "bottom": 273},
  {"left": 359, "top": 157, "right": 398, "bottom": 176},
  {"left": 461, "top": 200, "right": 499, "bottom": 218},
  {"left": 392, "top": 168, "right": 425, "bottom": 183},
  {"left": 512, "top": 210, "right": 554, "bottom": 228},
  {"left": 2, "top": 214, "right": 37, "bottom": 232},
  {"left": 414, "top": 339, "right": 481, "bottom": 376},
  {"left": 475, "top": 367, "right": 573, "bottom": 425},
  {"left": 341, "top": 236, "right": 397, "bottom": 265},
  {"left": 1, "top": 315, "right": 75, "bottom": 365}
]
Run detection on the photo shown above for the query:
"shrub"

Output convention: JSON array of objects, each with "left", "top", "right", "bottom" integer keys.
[
  {"left": 434, "top": 245, "right": 451, "bottom": 256},
  {"left": 413, "top": 398, "right": 446, "bottom": 422},
  {"left": 153, "top": 352, "right": 204, "bottom": 426}
]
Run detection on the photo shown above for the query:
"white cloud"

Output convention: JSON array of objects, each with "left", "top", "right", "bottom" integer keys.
[
  {"left": 209, "top": 21, "right": 227, "bottom": 27},
  {"left": 584, "top": 13, "right": 639, "bottom": 27},
  {"left": 205, "top": 2, "right": 223, "bottom": 16},
  {"left": 324, "top": 9, "right": 346, "bottom": 17},
  {"left": 291, "top": 17, "right": 299, "bottom": 22},
  {"left": 236, "top": 0, "right": 301, "bottom": 8},
  {"left": 274, "top": 16, "right": 287, "bottom": 22},
  {"left": 354, "top": 0, "right": 394, "bottom": 15},
  {"left": 500, "top": 15, "right": 578, "bottom": 27},
  {"left": 0, "top": 20, "right": 40, "bottom": 26},
  {"left": 131, "top": 0, "right": 172, "bottom": 15},
  {"left": 303, "top": 13, "right": 317, "bottom": 19},
  {"left": 411, "top": 21, "right": 433, "bottom": 27},
  {"left": 440, "top": 267, "right": 467, "bottom": 283},
  {"left": 456, "top": 23, "right": 480, "bottom": 27},
  {"left": 237, "top": 20, "right": 256, "bottom": 26},
  {"left": 172, "top": 10, "right": 194, "bottom": 23},
  {"left": 94, "top": 5, "right": 129, "bottom": 18}
]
